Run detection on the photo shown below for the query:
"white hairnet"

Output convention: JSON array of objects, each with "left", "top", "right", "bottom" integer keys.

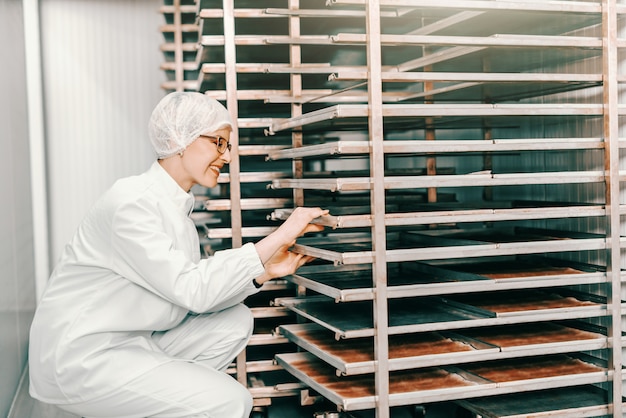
[{"left": 148, "top": 92, "right": 233, "bottom": 158}]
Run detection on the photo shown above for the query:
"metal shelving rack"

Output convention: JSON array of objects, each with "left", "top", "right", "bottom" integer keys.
[
  {"left": 160, "top": 1, "right": 626, "bottom": 417},
  {"left": 162, "top": 0, "right": 328, "bottom": 412}
]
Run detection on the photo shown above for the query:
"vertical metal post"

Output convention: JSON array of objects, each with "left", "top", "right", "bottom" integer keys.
[
  {"left": 424, "top": 67, "right": 437, "bottom": 205},
  {"left": 289, "top": 0, "right": 305, "bottom": 208},
  {"left": 365, "top": 1, "right": 390, "bottom": 417},
  {"left": 223, "top": 0, "right": 245, "bottom": 387},
  {"left": 173, "top": 0, "right": 183, "bottom": 92},
  {"left": 601, "top": 0, "right": 622, "bottom": 415},
  {"left": 223, "top": 0, "right": 243, "bottom": 249}
]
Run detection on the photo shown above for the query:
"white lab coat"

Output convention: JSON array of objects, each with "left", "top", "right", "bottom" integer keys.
[{"left": 29, "top": 161, "right": 264, "bottom": 406}]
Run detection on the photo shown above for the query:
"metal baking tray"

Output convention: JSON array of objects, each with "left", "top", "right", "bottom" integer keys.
[
  {"left": 460, "top": 321, "right": 608, "bottom": 355},
  {"left": 265, "top": 138, "right": 604, "bottom": 160},
  {"left": 278, "top": 323, "right": 494, "bottom": 375},
  {"left": 277, "top": 321, "right": 607, "bottom": 376},
  {"left": 275, "top": 351, "right": 492, "bottom": 411},
  {"left": 274, "top": 352, "right": 608, "bottom": 411},
  {"left": 455, "top": 385, "right": 622, "bottom": 418},
  {"left": 440, "top": 288, "right": 607, "bottom": 319},
  {"left": 275, "top": 295, "right": 488, "bottom": 338},
  {"left": 266, "top": 104, "right": 603, "bottom": 135},
  {"left": 271, "top": 203, "right": 606, "bottom": 229},
  {"left": 457, "top": 353, "right": 608, "bottom": 388},
  {"left": 274, "top": 291, "right": 608, "bottom": 339},
  {"left": 270, "top": 170, "right": 605, "bottom": 192},
  {"left": 286, "top": 256, "right": 605, "bottom": 301},
  {"left": 290, "top": 227, "right": 607, "bottom": 264}
]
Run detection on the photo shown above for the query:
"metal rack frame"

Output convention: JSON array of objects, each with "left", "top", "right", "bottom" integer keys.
[{"left": 160, "top": 1, "right": 625, "bottom": 416}]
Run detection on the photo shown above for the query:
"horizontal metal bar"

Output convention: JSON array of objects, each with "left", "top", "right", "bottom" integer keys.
[
  {"left": 219, "top": 171, "right": 289, "bottom": 183},
  {"left": 264, "top": 7, "right": 399, "bottom": 18},
  {"left": 199, "top": 8, "right": 278, "bottom": 19},
  {"left": 268, "top": 104, "right": 603, "bottom": 133},
  {"left": 292, "top": 237, "right": 607, "bottom": 265},
  {"left": 200, "top": 62, "right": 344, "bottom": 74},
  {"left": 331, "top": 71, "right": 603, "bottom": 83},
  {"left": 332, "top": 33, "right": 602, "bottom": 49},
  {"left": 328, "top": 0, "right": 602, "bottom": 14},
  {"left": 271, "top": 171, "right": 605, "bottom": 191},
  {"left": 201, "top": 35, "right": 335, "bottom": 46},
  {"left": 266, "top": 138, "right": 604, "bottom": 160},
  {"left": 204, "top": 198, "right": 291, "bottom": 211}
]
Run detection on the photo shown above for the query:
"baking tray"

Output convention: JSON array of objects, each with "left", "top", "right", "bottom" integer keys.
[
  {"left": 277, "top": 321, "right": 607, "bottom": 376},
  {"left": 278, "top": 322, "right": 494, "bottom": 375},
  {"left": 274, "top": 352, "right": 608, "bottom": 411},
  {"left": 455, "top": 385, "right": 619, "bottom": 418},
  {"left": 287, "top": 262, "right": 492, "bottom": 302},
  {"left": 272, "top": 202, "right": 605, "bottom": 229},
  {"left": 458, "top": 321, "right": 608, "bottom": 355},
  {"left": 274, "top": 291, "right": 608, "bottom": 339},
  {"left": 458, "top": 353, "right": 607, "bottom": 388},
  {"left": 290, "top": 227, "right": 607, "bottom": 264},
  {"left": 287, "top": 256, "right": 605, "bottom": 301},
  {"left": 275, "top": 295, "right": 489, "bottom": 338},
  {"left": 440, "top": 288, "right": 606, "bottom": 319},
  {"left": 275, "top": 351, "right": 491, "bottom": 411}
]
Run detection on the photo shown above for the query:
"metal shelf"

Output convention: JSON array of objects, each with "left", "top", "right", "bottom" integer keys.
[
  {"left": 160, "top": 0, "right": 623, "bottom": 415},
  {"left": 266, "top": 103, "right": 604, "bottom": 134},
  {"left": 265, "top": 138, "right": 605, "bottom": 160},
  {"left": 278, "top": 321, "right": 607, "bottom": 375},
  {"left": 275, "top": 351, "right": 609, "bottom": 411},
  {"left": 273, "top": 204, "right": 606, "bottom": 229},
  {"left": 455, "top": 385, "right": 622, "bottom": 418},
  {"left": 288, "top": 227, "right": 608, "bottom": 264},
  {"left": 284, "top": 256, "right": 607, "bottom": 301},
  {"left": 275, "top": 289, "right": 610, "bottom": 339}
]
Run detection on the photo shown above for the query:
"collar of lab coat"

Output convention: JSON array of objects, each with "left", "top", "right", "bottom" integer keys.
[{"left": 148, "top": 161, "right": 195, "bottom": 216}]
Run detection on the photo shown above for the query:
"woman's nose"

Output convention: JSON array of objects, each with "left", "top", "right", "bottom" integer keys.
[{"left": 221, "top": 147, "right": 232, "bottom": 164}]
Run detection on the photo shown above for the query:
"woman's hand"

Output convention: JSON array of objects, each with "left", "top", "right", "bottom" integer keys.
[
  {"left": 254, "top": 242, "right": 316, "bottom": 285},
  {"left": 254, "top": 207, "right": 328, "bottom": 276},
  {"left": 274, "top": 207, "right": 328, "bottom": 243}
]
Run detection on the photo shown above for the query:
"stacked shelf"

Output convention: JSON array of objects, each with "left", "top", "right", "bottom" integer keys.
[
  {"left": 159, "top": 0, "right": 200, "bottom": 91},
  {"left": 160, "top": 0, "right": 626, "bottom": 417},
  {"left": 265, "top": 1, "right": 624, "bottom": 417}
]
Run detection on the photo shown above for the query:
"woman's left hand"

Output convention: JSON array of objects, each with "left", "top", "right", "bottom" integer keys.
[
  {"left": 254, "top": 207, "right": 328, "bottom": 268},
  {"left": 254, "top": 243, "right": 315, "bottom": 285}
]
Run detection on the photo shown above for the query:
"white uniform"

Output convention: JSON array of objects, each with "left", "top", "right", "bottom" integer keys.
[{"left": 29, "top": 161, "right": 265, "bottom": 417}]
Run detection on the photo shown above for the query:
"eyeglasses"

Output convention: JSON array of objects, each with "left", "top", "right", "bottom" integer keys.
[{"left": 199, "top": 135, "right": 232, "bottom": 154}]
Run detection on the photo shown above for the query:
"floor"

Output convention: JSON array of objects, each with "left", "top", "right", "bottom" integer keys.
[
  {"left": 9, "top": 368, "right": 79, "bottom": 418},
  {"left": 14, "top": 395, "right": 461, "bottom": 418},
  {"left": 11, "top": 367, "right": 459, "bottom": 418}
]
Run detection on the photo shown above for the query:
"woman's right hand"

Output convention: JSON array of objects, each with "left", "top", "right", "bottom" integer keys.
[
  {"left": 254, "top": 207, "right": 328, "bottom": 268},
  {"left": 274, "top": 207, "right": 328, "bottom": 243}
]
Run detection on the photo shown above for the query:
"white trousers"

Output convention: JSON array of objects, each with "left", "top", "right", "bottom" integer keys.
[{"left": 58, "top": 303, "right": 254, "bottom": 418}]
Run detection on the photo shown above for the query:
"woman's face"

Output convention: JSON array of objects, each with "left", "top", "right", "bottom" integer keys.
[{"left": 182, "top": 127, "right": 232, "bottom": 189}]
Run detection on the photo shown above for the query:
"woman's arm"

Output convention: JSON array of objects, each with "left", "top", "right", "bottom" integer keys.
[{"left": 253, "top": 207, "right": 328, "bottom": 284}]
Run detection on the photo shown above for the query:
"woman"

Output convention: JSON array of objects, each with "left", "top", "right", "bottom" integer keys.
[{"left": 29, "top": 92, "right": 327, "bottom": 418}]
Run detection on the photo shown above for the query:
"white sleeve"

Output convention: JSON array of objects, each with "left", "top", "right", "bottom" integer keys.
[{"left": 109, "top": 200, "right": 264, "bottom": 313}]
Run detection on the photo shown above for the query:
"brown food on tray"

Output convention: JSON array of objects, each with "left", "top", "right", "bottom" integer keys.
[
  {"left": 461, "top": 290, "right": 597, "bottom": 313},
  {"left": 479, "top": 266, "right": 583, "bottom": 279},
  {"left": 291, "top": 328, "right": 474, "bottom": 362},
  {"left": 464, "top": 323, "right": 602, "bottom": 347},
  {"left": 463, "top": 355, "right": 603, "bottom": 382},
  {"left": 292, "top": 357, "right": 474, "bottom": 398}
]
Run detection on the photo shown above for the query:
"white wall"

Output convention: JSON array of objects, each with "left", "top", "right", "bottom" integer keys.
[
  {"left": 40, "top": 0, "right": 165, "bottom": 270},
  {"left": 0, "top": 0, "right": 36, "bottom": 415},
  {"left": 1, "top": 0, "right": 165, "bottom": 411}
]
